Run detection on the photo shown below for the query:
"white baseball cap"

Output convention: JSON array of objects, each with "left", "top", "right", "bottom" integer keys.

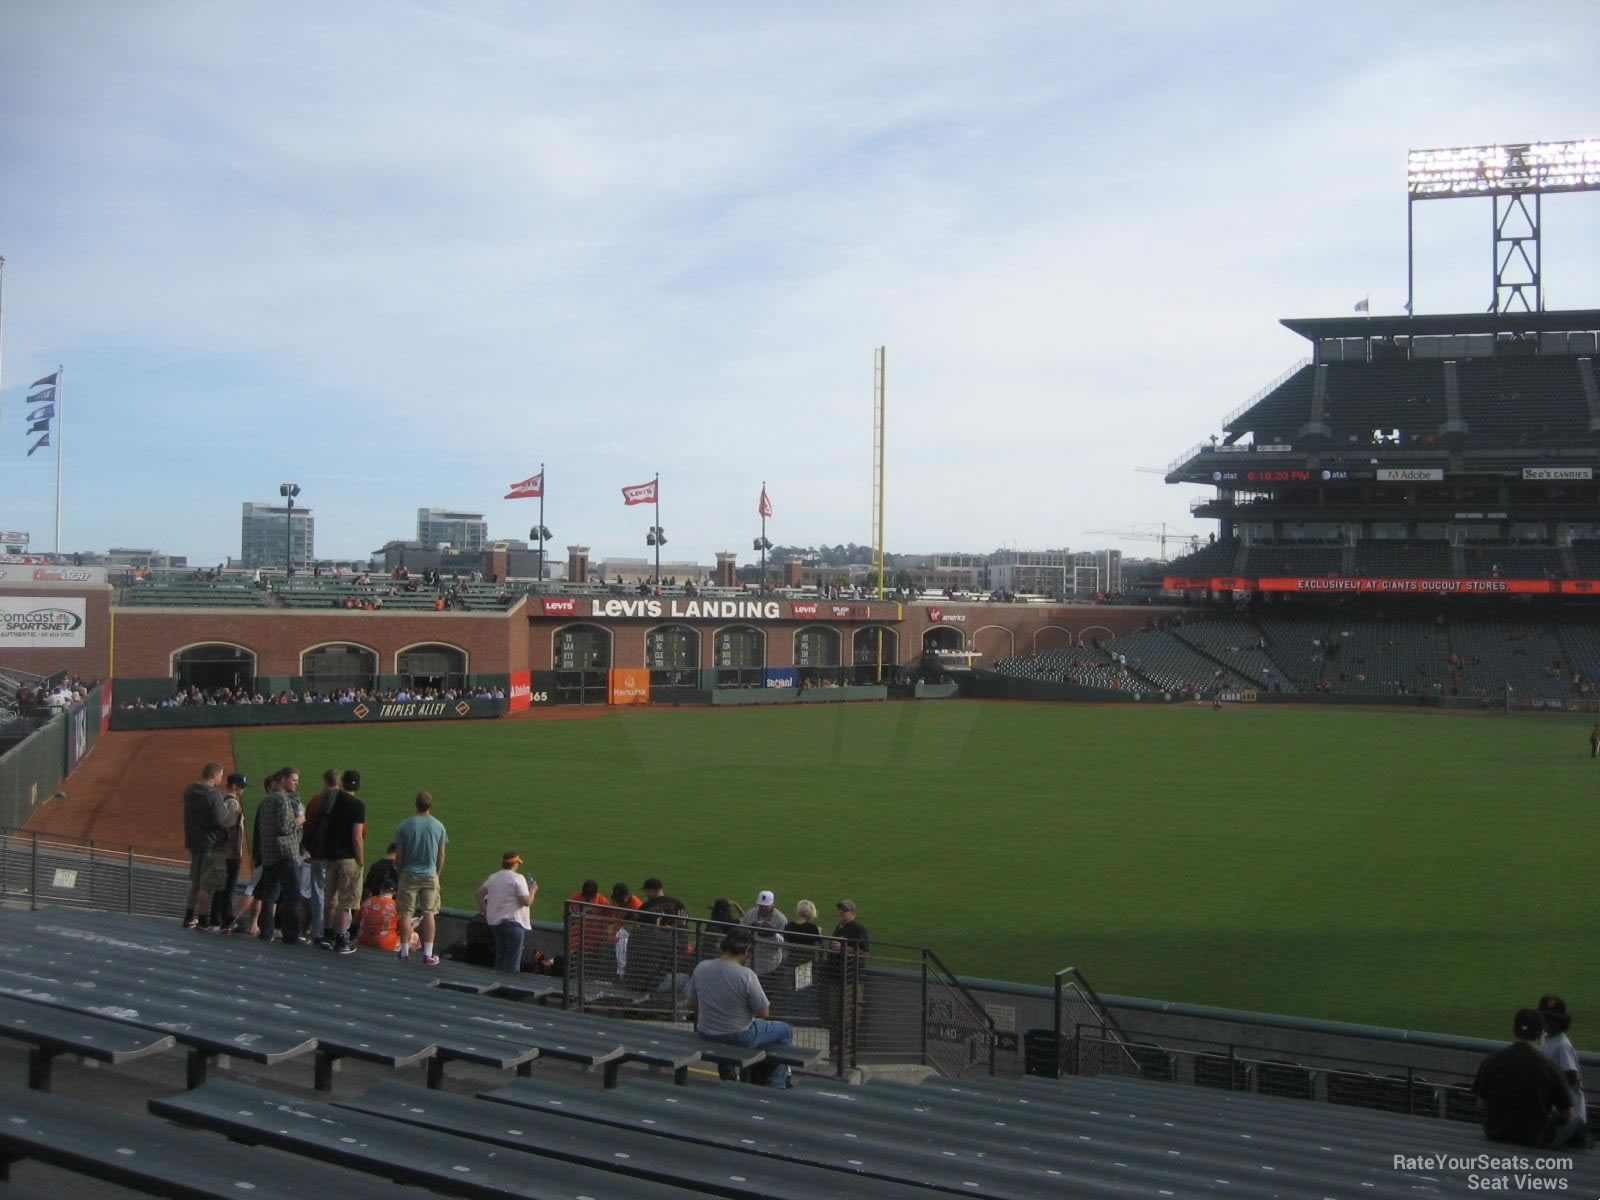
[{"left": 756, "top": 889, "right": 775, "bottom": 906}]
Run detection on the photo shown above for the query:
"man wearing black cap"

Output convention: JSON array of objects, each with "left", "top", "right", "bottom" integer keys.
[
  {"left": 1472, "top": 1008, "right": 1582, "bottom": 1148},
  {"left": 823, "top": 900, "right": 870, "bottom": 1040}
]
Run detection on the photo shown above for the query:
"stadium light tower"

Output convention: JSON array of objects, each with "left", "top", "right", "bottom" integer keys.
[
  {"left": 278, "top": 482, "right": 300, "bottom": 574},
  {"left": 1406, "top": 139, "right": 1600, "bottom": 314}
]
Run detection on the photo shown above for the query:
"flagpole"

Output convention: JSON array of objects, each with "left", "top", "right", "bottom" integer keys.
[
  {"left": 760, "top": 480, "right": 767, "bottom": 591},
  {"left": 537, "top": 462, "right": 546, "bottom": 587},
  {"left": 53, "top": 364, "right": 63, "bottom": 553},
  {"left": 653, "top": 472, "right": 660, "bottom": 586}
]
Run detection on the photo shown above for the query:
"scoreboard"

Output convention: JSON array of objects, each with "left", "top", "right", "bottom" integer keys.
[
  {"left": 555, "top": 627, "right": 609, "bottom": 670},
  {"left": 794, "top": 627, "right": 840, "bottom": 667},
  {"left": 715, "top": 627, "right": 763, "bottom": 669},
  {"left": 646, "top": 626, "right": 698, "bottom": 670}
]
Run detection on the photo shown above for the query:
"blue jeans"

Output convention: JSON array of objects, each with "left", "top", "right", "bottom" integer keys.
[
  {"left": 702, "top": 1018, "right": 794, "bottom": 1088},
  {"left": 305, "top": 859, "right": 327, "bottom": 939},
  {"left": 491, "top": 920, "right": 526, "bottom": 974},
  {"left": 255, "top": 858, "right": 303, "bottom": 942}
]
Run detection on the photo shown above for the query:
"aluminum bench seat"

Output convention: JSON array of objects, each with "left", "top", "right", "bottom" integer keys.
[
  {"left": 0, "top": 1081, "right": 396, "bottom": 1199},
  {"left": 0, "top": 993, "right": 177, "bottom": 1091},
  {"left": 151, "top": 1078, "right": 706, "bottom": 1200},
  {"left": 341, "top": 1080, "right": 936, "bottom": 1200}
]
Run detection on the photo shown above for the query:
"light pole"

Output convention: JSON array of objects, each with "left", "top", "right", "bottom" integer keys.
[
  {"left": 646, "top": 525, "right": 667, "bottom": 584},
  {"left": 278, "top": 483, "right": 301, "bottom": 575},
  {"left": 530, "top": 523, "right": 552, "bottom": 588}
]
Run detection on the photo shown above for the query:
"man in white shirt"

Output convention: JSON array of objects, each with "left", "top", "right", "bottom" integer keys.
[
  {"left": 475, "top": 851, "right": 535, "bottom": 974},
  {"left": 739, "top": 889, "right": 788, "bottom": 977},
  {"left": 1538, "top": 995, "right": 1590, "bottom": 1148},
  {"left": 686, "top": 928, "right": 795, "bottom": 1088}
]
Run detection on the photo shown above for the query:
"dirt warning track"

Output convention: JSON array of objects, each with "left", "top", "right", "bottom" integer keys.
[{"left": 26, "top": 728, "right": 234, "bottom": 857}]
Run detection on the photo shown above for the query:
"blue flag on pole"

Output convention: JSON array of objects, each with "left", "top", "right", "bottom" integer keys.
[{"left": 26, "top": 434, "right": 49, "bottom": 457}]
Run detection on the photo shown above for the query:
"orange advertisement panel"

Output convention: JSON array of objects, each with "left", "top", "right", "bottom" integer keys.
[
  {"left": 508, "top": 670, "right": 531, "bottom": 712},
  {"left": 1253, "top": 577, "right": 1554, "bottom": 594},
  {"left": 609, "top": 668, "right": 651, "bottom": 705}
]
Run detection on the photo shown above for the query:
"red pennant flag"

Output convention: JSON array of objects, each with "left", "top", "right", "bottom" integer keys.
[
  {"left": 504, "top": 471, "right": 544, "bottom": 500},
  {"left": 758, "top": 487, "right": 773, "bottom": 519},
  {"left": 621, "top": 479, "right": 658, "bottom": 506}
]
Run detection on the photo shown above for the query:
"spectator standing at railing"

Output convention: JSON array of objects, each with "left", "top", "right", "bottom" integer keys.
[
  {"left": 823, "top": 900, "right": 870, "bottom": 1036},
  {"left": 740, "top": 890, "right": 789, "bottom": 978},
  {"left": 1589, "top": 722, "right": 1599, "bottom": 758},
  {"left": 476, "top": 852, "right": 535, "bottom": 974},
  {"left": 317, "top": 770, "right": 366, "bottom": 955},
  {"left": 301, "top": 768, "right": 339, "bottom": 944},
  {"left": 182, "top": 762, "right": 228, "bottom": 929},
  {"left": 255, "top": 767, "right": 307, "bottom": 944},
  {"left": 206, "top": 773, "right": 249, "bottom": 933},
  {"left": 393, "top": 791, "right": 448, "bottom": 965}
]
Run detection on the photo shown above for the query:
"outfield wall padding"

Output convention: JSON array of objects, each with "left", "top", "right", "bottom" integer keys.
[
  {"left": 709, "top": 684, "right": 889, "bottom": 705},
  {"left": 0, "top": 715, "right": 70, "bottom": 829},
  {"left": 109, "top": 697, "right": 507, "bottom": 731}
]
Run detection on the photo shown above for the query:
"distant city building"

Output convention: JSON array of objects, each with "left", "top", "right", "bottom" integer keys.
[
  {"left": 241, "top": 502, "right": 314, "bottom": 569},
  {"left": 988, "top": 548, "right": 1071, "bottom": 596},
  {"left": 416, "top": 508, "right": 487, "bottom": 552},
  {"left": 1069, "top": 549, "right": 1123, "bottom": 596}
]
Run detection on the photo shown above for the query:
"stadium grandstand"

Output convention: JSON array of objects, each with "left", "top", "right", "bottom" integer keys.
[{"left": 986, "top": 306, "right": 1600, "bottom": 709}]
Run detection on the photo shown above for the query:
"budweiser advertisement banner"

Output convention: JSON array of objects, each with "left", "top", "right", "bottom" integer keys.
[{"left": 1165, "top": 575, "right": 1600, "bottom": 595}]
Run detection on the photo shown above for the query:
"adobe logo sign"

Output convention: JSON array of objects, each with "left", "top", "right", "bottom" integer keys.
[{"left": 541, "top": 597, "right": 580, "bottom": 615}]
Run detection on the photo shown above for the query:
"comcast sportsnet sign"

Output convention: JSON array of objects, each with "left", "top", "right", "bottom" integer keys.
[{"left": 0, "top": 596, "right": 86, "bottom": 647}]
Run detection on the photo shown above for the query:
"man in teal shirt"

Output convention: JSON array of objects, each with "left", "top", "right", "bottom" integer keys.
[{"left": 393, "top": 790, "right": 448, "bottom": 964}]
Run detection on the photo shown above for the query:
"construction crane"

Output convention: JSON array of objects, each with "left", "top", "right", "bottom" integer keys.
[{"left": 1084, "top": 523, "right": 1201, "bottom": 561}]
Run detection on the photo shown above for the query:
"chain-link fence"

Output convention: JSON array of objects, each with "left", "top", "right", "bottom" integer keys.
[
  {"left": 0, "top": 826, "right": 189, "bottom": 917},
  {"left": 564, "top": 901, "right": 996, "bottom": 1079}
]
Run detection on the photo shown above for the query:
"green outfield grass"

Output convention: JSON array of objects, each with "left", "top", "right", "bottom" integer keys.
[{"left": 230, "top": 702, "right": 1596, "bottom": 1039}]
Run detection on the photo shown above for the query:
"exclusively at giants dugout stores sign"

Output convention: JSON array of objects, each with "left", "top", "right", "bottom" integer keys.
[{"left": 1164, "top": 576, "right": 1600, "bottom": 595}]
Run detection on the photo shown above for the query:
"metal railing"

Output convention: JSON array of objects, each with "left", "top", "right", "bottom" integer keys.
[
  {"left": 0, "top": 826, "right": 189, "bottom": 917},
  {"left": 1052, "top": 965, "right": 1139, "bottom": 1077},
  {"left": 564, "top": 902, "right": 996, "bottom": 1078},
  {"left": 1060, "top": 1018, "right": 1487, "bottom": 1122},
  {"left": 1221, "top": 356, "right": 1313, "bottom": 428}
]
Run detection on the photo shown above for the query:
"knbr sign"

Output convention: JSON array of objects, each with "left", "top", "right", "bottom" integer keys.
[{"left": 0, "top": 596, "right": 86, "bottom": 646}]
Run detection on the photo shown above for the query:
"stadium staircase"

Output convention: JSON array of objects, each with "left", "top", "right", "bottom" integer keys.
[{"left": 3, "top": 908, "right": 1592, "bottom": 1199}]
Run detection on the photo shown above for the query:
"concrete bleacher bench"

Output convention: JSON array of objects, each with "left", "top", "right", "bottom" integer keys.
[
  {"left": 151, "top": 1078, "right": 708, "bottom": 1200},
  {"left": 0, "top": 1082, "right": 397, "bottom": 1198}
]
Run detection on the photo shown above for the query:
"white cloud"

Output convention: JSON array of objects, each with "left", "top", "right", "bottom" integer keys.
[{"left": 0, "top": 1, "right": 1596, "bottom": 560}]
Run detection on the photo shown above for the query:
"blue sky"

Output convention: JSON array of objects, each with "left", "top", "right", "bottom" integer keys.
[{"left": 2, "top": 1, "right": 1597, "bottom": 564}]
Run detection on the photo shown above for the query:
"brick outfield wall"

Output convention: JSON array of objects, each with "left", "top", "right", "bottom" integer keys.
[{"left": 97, "top": 600, "right": 1194, "bottom": 678}]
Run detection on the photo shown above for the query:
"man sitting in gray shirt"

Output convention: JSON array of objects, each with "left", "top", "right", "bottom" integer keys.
[{"left": 686, "top": 928, "right": 796, "bottom": 1088}]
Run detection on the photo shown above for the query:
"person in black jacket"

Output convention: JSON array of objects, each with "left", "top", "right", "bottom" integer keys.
[
  {"left": 1473, "top": 1008, "right": 1582, "bottom": 1148},
  {"left": 181, "top": 762, "right": 227, "bottom": 928}
]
